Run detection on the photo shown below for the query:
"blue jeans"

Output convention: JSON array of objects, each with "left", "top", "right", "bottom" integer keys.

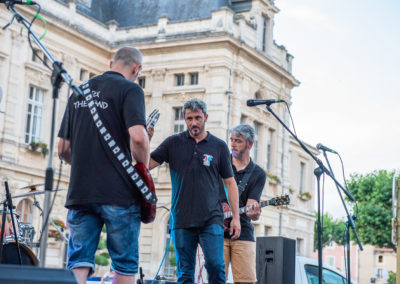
[
  {"left": 172, "top": 224, "right": 225, "bottom": 284},
  {"left": 67, "top": 203, "right": 141, "bottom": 276}
]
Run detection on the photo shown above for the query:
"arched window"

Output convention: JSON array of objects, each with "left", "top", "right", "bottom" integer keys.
[{"left": 17, "top": 199, "right": 33, "bottom": 223}]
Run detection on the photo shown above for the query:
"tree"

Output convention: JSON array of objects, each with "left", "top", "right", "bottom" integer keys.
[
  {"left": 314, "top": 212, "right": 346, "bottom": 250},
  {"left": 346, "top": 170, "right": 395, "bottom": 249}
]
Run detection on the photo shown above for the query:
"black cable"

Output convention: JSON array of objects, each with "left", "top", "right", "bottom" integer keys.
[
  {"left": 284, "top": 101, "right": 297, "bottom": 136},
  {"left": 26, "top": 3, "right": 51, "bottom": 70},
  {"left": 343, "top": 223, "right": 349, "bottom": 281},
  {"left": 337, "top": 153, "right": 349, "bottom": 191}
]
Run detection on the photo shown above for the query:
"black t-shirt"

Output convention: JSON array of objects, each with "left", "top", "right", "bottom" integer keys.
[
  {"left": 151, "top": 131, "right": 233, "bottom": 229},
  {"left": 58, "top": 71, "right": 146, "bottom": 208},
  {"left": 223, "top": 159, "right": 266, "bottom": 241}
]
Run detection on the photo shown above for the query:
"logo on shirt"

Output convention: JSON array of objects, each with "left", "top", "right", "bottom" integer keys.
[{"left": 203, "top": 154, "right": 213, "bottom": 166}]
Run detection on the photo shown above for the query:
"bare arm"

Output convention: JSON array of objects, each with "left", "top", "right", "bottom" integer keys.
[
  {"left": 223, "top": 176, "right": 241, "bottom": 239},
  {"left": 128, "top": 124, "right": 150, "bottom": 168},
  {"left": 58, "top": 138, "right": 71, "bottom": 164},
  {"left": 246, "top": 198, "right": 261, "bottom": 221},
  {"left": 149, "top": 158, "right": 160, "bottom": 170}
]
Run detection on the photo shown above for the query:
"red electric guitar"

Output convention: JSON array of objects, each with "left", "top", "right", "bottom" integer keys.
[
  {"left": 134, "top": 163, "right": 157, "bottom": 224},
  {"left": 137, "top": 109, "right": 160, "bottom": 224},
  {"left": 222, "top": 195, "right": 290, "bottom": 231}
]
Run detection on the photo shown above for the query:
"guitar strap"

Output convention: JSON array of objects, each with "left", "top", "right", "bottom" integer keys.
[
  {"left": 80, "top": 81, "right": 157, "bottom": 204},
  {"left": 237, "top": 161, "right": 254, "bottom": 197}
]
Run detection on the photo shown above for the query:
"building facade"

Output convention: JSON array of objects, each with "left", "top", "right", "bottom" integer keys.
[
  {"left": 0, "top": 0, "right": 317, "bottom": 278},
  {"left": 314, "top": 242, "right": 396, "bottom": 284}
]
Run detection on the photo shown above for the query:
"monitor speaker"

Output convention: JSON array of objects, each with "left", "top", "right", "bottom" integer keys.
[
  {"left": 256, "top": 236, "right": 296, "bottom": 284},
  {"left": 0, "top": 264, "right": 78, "bottom": 283}
]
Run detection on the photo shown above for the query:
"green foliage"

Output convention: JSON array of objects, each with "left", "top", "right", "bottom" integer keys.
[
  {"left": 100, "top": 252, "right": 110, "bottom": 259},
  {"left": 388, "top": 271, "right": 396, "bottom": 283},
  {"left": 169, "top": 255, "right": 176, "bottom": 266},
  {"left": 95, "top": 254, "right": 109, "bottom": 266},
  {"left": 265, "top": 171, "right": 281, "bottom": 183},
  {"left": 98, "top": 238, "right": 107, "bottom": 250},
  {"left": 314, "top": 213, "right": 346, "bottom": 250},
  {"left": 167, "top": 245, "right": 175, "bottom": 252},
  {"left": 102, "top": 225, "right": 106, "bottom": 233},
  {"left": 346, "top": 170, "right": 395, "bottom": 249}
]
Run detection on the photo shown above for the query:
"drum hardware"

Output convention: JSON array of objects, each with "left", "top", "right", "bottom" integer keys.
[
  {"left": 18, "top": 183, "right": 44, "bottom": 191},
  {"left": 33, "top": 199, "right": 69, "bottom": 243},
  {"left": 1, "top": 241, "right": 38, "bottom": 265},
  {"left": 1, "top": 181, "right": 23, "bottom": 265},
  {"left": 7, "top": 188, "right": 64, "bottom": 200}
]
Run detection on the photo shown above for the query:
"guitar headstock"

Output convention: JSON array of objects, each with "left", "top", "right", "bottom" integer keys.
[{"left": 269, "top": 195, "right": 290, "bottom": 206}]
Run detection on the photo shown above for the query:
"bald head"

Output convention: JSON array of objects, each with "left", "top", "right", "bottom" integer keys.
[
  {"left": 113, "top": 46, "right": 142, "bottom": 67},
  {"left": 111, "top": 46, "right": 143, "bottom": 81}
]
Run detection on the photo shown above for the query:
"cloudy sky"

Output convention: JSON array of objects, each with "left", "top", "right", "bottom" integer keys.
[{"left": 273, "top": 0, "right": 400, "bottom": 219}]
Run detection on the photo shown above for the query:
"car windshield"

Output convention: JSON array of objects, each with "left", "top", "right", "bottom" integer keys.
[{"left": 305, "top": 265, "right": 345, "bottom": 284}]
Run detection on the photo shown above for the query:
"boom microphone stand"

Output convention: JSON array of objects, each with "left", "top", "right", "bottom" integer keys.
[
  {"left": 263, "top": 102, "right": 357, "bottom": 284},
  {"left": 2, "top": 2, "right": 83, "bottom": 266},
  {"left": 322, "top": 150, "right": 363, "bottom": 284}
]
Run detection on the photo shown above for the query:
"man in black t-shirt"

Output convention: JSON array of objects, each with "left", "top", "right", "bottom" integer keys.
[
  {"left": 58, "top": 47, "right": 149, "bottom": 284},
  {"left": 222, "top": 124, "right": 266, "bottom": 284},
  {"left": 150, "top": 98, "right": 241, "bottom": 283}
]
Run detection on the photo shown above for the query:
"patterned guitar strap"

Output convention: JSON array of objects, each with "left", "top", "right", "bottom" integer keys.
[
  {"left": 237, "top": 161, "right": 255, "bottom": 197},
  {"left": 80, "top": 81, "right": 157, "bottom": 204}
]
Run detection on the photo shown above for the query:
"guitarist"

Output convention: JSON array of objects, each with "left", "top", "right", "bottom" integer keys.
[
  {"left": 58, "top": 47, "right": 149, "bottom": 284},
  {"left": 222, "top": 124, "right": 267, "bottom": 284}
]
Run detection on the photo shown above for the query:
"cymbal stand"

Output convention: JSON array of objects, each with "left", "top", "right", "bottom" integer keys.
[
  {"left": 1, "top": 181, "right": 22, "bottom": 264},
  {"left": 33, "top": 200, "right": 69, "bottom": 242},
  {"left": 0, "top": 201, "right": 7, "bottom": 261}
]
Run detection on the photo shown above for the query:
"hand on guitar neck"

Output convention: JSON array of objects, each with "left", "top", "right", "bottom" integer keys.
[
  {"left": 222, "top": 195, "right": 290, "bottom": 233},
  {"left": 246, "top": 199, "right": 261, "bottom": 221},
  {"left": 146, "top": 109, "right": 160, "bottom": 141}
]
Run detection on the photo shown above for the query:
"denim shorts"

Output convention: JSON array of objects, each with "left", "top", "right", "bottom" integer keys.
[{"left": 67, "top": 203, "right": 141, "bottom": 276}]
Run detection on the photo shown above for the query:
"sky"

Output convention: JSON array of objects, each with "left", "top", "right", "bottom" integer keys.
[{"left": 273, "top": 0, "right": 400, "bottom": 219}]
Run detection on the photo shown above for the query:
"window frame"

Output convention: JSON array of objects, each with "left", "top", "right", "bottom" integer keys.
[{"left": 24, "top": 85, "right": 45, "bottom": 144}]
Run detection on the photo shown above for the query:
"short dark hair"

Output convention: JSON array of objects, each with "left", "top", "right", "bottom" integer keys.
[{"left": 183, "top": 98, "right": 207, "bottom": 115}]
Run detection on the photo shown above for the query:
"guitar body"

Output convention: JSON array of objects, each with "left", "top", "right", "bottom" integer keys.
[
  {"left": 221, "top": 202, "right": 231, "bottom": 232},
  {"left": 134, "top": 163, "right": 157, "bottom": 224}
]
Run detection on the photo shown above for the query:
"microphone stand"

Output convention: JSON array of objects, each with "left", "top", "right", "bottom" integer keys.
[
  {"left": 265, "top": 103, "right": 357, "bottom": 284},
  {"left": 3, "top": 3, "right": 83, "bottom": 266},
  {"left": 322, "top": 150, "right": 363, "bottom": 284}
]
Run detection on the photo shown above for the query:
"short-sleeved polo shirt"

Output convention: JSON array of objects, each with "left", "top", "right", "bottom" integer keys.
[{"left": 151, "top": 131, "right": 233, "bottom": 229}]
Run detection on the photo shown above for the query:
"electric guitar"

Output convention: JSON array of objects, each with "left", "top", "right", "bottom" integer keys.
[
  {"left": 222, "top": 195, "right": 290, "bottom": 232},
  {"left": 139, "top": 109, "right": 160, "bottom": 224}
]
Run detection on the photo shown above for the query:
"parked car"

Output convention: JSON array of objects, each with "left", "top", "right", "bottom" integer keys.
[{"left": 296, "top": 256, "right": 357, "bottom": 284}]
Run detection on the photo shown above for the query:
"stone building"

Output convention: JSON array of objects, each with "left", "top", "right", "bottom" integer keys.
[{"left": 0, "top": 0, "right": 317, "bottom": 278}]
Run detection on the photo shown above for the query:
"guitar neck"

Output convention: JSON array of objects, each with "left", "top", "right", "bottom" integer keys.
[{"left": 224, "top": 200, "right": 270, "bottom": 219}]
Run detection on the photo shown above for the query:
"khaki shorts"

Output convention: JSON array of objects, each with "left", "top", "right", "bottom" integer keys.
[{"left": 224, "top": 238, "right": 256, "bottom": 283}]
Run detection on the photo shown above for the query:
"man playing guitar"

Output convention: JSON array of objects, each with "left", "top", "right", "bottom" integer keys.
[
  {"left": 58, "top": 46, "right": 149, "bottom": 284},
  {"left": 222, "top": 124, "right": 267, "bottom": 284}
]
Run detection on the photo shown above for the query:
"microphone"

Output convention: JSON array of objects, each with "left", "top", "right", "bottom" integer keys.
[
  {"left": 316, "top": 143, "right": 337, "bottom": 154},
  {"left": 246, "top": 99, "right": 285, "bottom": 106},
  {"left": 0, "top": 0, "right": 37, "bottom": 5}
]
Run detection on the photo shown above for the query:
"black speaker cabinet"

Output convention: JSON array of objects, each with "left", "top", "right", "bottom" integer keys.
[
  {"left": 256, "top": 236, "right": 296, "bottom": 284},
  {"left": 0, "top": 264, "right": 78, "bottom": 283}
]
